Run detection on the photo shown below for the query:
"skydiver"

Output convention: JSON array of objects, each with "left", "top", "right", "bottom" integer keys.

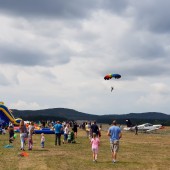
[{"left": 111, "top": 86, "right": 114, "bottom": 92}]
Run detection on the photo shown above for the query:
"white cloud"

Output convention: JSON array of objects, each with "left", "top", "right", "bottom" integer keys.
[
  {"left": 0, "top": 1, "right": 170, "bottom": 115},
  {"left": 151, "top": 83, "right": 170, "bottom": 95},
  {"left": 9, "top": 100, "right": 42, "bottom": 110}
]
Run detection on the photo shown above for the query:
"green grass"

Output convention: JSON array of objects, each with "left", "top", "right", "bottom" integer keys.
[{"left": 0, "top": 126, "right": 170, "bottom": 170}]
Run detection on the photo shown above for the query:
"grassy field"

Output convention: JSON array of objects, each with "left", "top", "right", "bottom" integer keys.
[{"left": 0, "top": 125, "right": 170, "bottom": 170}]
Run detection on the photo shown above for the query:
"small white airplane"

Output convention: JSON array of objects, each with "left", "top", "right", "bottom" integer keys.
[{"left": 124, "top": 123, "right": 163, "bottom": 132}]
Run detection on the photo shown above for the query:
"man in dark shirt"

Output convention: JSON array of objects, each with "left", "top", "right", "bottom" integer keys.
[{"left": 90, "top": 121, "right": 99, "bottom": 137}]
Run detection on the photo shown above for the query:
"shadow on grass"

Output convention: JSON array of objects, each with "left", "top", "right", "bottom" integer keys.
[
  {"left": 28, "top": 149, "right": 49, "bottom": 152},
  {"left": 68, "top": 142, "right": 81, "bottom": 144},
  {"left": 92, "top": 161, "right": 112, "bottom": 164},
  {"left": 95, "top": 160, "right": 140, "bottom": 165}
]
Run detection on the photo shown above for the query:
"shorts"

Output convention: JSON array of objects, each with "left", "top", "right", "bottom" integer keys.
[
  {"left": 110, "top": 140, "right": 119, "bottom": 152},
  {"left": 92, "top": 148, "right": 98, "bottom": 154}
]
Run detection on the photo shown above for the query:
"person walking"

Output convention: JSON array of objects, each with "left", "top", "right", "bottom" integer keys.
[
  {"left": 90, "top": 133, "right": 100, "bottom": 162},
  {"left": 90, "top": 121, "right": 99, "bottom": 138},
  {"left": 53, "top": 121, "right": 63, "bottom": 146},
  {"left": 107, "top": 120, "right": 122, "bottom": 163},
  {"left": 85, "top": 122, "right": 91, "bottom": 138},
  {"left": 19, "top": 120, "right": 28, "bottom": 151}
]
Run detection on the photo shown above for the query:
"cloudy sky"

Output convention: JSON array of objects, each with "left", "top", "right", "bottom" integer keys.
[{"left": 0, "top": 0, "right": 170, "bottom": 115}]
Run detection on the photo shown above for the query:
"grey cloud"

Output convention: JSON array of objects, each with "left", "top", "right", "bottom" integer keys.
[
  {"left": 120, "top": 61, "right": 170, "bottom": 79},
  {"left": 0, "top": 0, "right": 131, "bottom": 20},
  {"left": 101, "top": 0, "right": 129, "bottom": 14},
  {"left": 75, "top": 30, "right": 99, "bottom": 44},
  {"left": 3, "top": 1, "right": 170, "bottom": 35},
  {"left": 114, "top": 29, "right": 167, "bottom": 61},
  {"left": 0, "top": 0, "right": 99, "bottom": 19},
  {"left": 122, "top": 38, "right": 166, "bottom": 60},
  {"left": 130, "top": 1, "right": 170, "bottom": 33},
  {"left": 0, "top": 44, "right": 48, "bottom": 66},
  {"left": 40, "top": 71, "right": 56, "bottom": 79},
  {"left": 0, "top": 73, "right": 10, "bottom": 86},
  {"left": 0, "top": 43, "right": 71, "bottom": 66}
]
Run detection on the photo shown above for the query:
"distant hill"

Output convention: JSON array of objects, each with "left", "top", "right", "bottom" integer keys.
[
  {"left": 12, "top": 108, "right": 97, "bottom": 121},
  {"left": 11, "top": 108, "right": 170, "bottom": 125}
]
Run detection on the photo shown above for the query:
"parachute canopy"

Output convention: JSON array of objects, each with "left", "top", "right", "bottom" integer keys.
[{"left": 104, "top": 74, "right": 121, "bottom": 80}]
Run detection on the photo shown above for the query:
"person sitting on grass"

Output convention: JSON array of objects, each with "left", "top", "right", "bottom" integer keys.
[
  {"left": 67, "top": 129, "right": 76, "bottom": 143},
  {"left": 53, "top": 121, "right": 63, "bottom": 146}
]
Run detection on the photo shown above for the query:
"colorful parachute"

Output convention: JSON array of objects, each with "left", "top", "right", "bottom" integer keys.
[{"left": 104, "top": 74, "right": 121, "bottom": 80}]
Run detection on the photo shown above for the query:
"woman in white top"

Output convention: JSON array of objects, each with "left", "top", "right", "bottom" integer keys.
[
  {"left": 19, "top": 120, "right": 27, "bottom": 151},
  {"left": 63, "top": 124, "right": 69, "bottom": 144}
]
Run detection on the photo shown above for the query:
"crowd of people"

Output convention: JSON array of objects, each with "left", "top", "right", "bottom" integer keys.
[{"left": 2, "top": 119, "right": 122, "bottom": 164}]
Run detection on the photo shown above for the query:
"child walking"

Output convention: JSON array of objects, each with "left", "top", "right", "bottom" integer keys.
[
  {"left": 41, "top": 133, "right": 45, "bottom": 148},
  {"left": 90, "top": 133, "right": 100, "bottom": 162}
]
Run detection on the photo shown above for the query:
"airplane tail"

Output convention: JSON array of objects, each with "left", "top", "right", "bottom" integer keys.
[{"left": 126, "top": 119, "right": 133, "bottom": 127}]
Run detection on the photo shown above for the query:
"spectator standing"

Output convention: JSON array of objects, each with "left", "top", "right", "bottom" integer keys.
[
  {"left": 135, "top": 125, "right": 138, "bottom": 135},
  {"left": 53, "top": 121, "right": 63, "bottom": 146},
  {"left": 73, "top": 122, "right": 78, "bottom": 138},
  {"left": 63, "top": 124, "right": 69, "bottom": 144},
  {"left": 41, "top": 133, "right": 45, "bottom": 148}
]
